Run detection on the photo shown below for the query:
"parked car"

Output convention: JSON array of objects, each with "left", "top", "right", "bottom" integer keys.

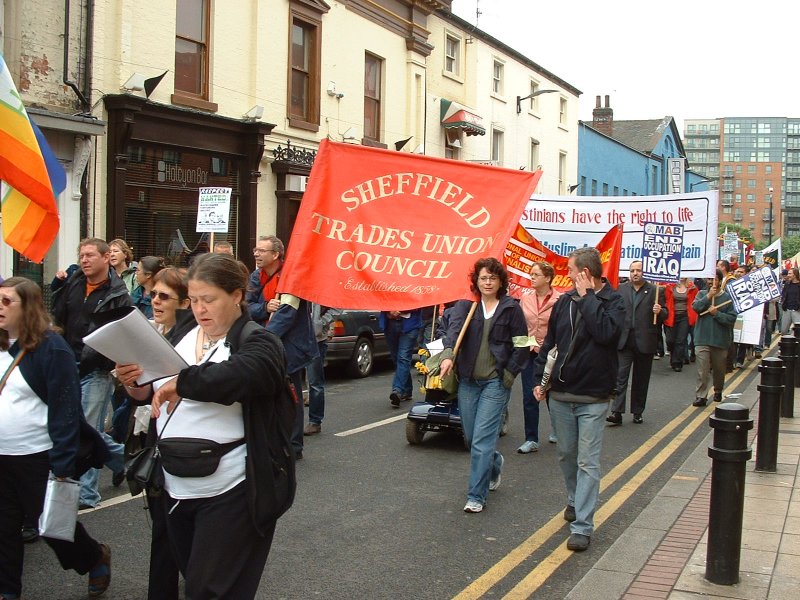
[{"left": 325, "top": 310, "right": 391, "bottom": 377}]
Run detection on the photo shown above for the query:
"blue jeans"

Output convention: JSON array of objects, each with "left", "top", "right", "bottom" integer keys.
[
  {"left": 78, "top": 370, "right": 124, "bottom": 507},
  {"left": 520, "top": 355, "right": 540, "bottom": 443},
  {"left": 549, "top": 398, "right": 608, "bottom": 537},
  {"left": 307, "top": 341, "right": 327, "bottom": 425},
  {"left": 459, "top": 377, "right": 510, "bottom": 505},
  {"left": 384, "top": 320, "right": 419, "bottom": 398}
]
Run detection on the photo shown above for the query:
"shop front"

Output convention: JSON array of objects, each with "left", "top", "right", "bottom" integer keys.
[{"left": 104, "top": 95, "right": 274, "bottom": 267}]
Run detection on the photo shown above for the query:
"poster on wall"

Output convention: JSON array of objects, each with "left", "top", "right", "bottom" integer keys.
[
  {"left": 519, "top": 192, "right": 718, "bottom": 278},
  {"left": 196, "top": 187, "right": 232, "bottom": 233}
]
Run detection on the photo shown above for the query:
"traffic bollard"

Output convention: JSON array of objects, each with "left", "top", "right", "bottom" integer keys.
[
  {"left": 755, "top": 357, "right": 784, "bottom": 472},
  {"left": 779, "top": 336, "right": 796, "bottom": 418},
  {"left": 793, "top": 323, "right": 800, "bottom": 388},
  {"left": 706, "top": 403, "right": 753, "bottom": 586}
]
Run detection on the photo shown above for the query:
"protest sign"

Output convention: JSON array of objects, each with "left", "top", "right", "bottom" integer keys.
[
  {"left": 504, "top": 224, "right": 623, "bottom": 295},
  {"left": 641, "top": 222, "right": 683, "bottom": 284},
  {"left": 725, "top": 266, "right": 781, "bottom": 313},
  {"left": 721, "top": 232, "right": 739, "bottom": 260},
  {"left": 196, "top": 187, "right": 231, "bottom": 233},
  {"left": 279, "top": 140, "right": 541, "bottom": 310},
  {"left": 519, "top": 192, "right": 718, "bottom": 278}
]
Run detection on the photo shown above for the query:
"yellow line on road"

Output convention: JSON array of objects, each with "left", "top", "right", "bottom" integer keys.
[{"left": 453, "top": 360, "right": 755, "bottom": 600}]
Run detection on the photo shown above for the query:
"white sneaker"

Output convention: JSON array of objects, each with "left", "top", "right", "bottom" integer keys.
[
  {"left": 517, "top": 440, "right": 540, "bottom": 454},
  {"left": 548, "top": 434, "right": 557, "bottom": 444},
  {"left": 489, "top": 454, "right": 505, "bottom": 491},
  {"left": 463, "top": 500, "right": 483, "bottom": 513}
]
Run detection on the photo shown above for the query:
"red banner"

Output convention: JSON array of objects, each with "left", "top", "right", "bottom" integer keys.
[
  {"left": 278, "top": 140, "right": 541, "bottom": 310},
  {"left": 505, "top": 223, "right": 623, "bottom": 295}
]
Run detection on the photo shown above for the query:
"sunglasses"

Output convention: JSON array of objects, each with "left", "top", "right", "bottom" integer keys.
[
  {"left": 149, "top": 290, "right": 179, "bottom": 301},
  {"left": 0, "top": 297, "right": 20, "bottom": 307}
]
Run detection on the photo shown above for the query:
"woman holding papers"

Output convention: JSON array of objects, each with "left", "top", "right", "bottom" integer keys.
[
  {"left": 115, "top": 253, "right": 287, "bottom": 600},
  {"left": 438, "top": 257, "right": 529, "bottom": 514},
  {"left": 0, "top": 277, "right": 111, "bottom": 599}
]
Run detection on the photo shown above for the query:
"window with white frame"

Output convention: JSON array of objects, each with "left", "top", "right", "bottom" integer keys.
[
  {"left": 528, "top": 80, "right": 540, "bottom": 112},
  {"left": 445, "top": 34, "right": 460, "bottom": 75},
  {"left": 492, "top": 60, "right": 503, "bottom": 95},
  {"left": 558, "top": 152, "right": 567, "bottom": 194},
  {"left": 491, "top": 129, "right": 504, "bottom": 164},
  {"left": 559, "top": 97, "right": 567, "bottom": 125},
  {"left": 529, "top": 138, "right": 540, "bottom": 171}
]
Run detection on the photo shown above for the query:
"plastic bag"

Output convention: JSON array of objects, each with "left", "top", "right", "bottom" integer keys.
[{"left": 38, "top": 475, "right": 79, "bottom": 541}]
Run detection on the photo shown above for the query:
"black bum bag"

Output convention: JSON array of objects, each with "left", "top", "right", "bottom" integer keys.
[{"left": 158, "top": 437, "right": 246, "bottom": 478}]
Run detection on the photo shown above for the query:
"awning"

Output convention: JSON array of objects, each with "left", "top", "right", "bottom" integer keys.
[{"left": 440, "top": 100, "right": 485, "bottom": 136}]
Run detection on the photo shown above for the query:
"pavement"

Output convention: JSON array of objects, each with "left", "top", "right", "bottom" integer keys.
[{"left": 566, "top": 361, "right": 800, "bottom": 600}]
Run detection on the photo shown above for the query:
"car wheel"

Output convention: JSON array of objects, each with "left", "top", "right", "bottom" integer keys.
[
  {"left": 347, "top": 336, "right": 374, "bottom": 378},
  {"left": 405, "top": 420, "right": 425, "bottom": 444},
  {"left": 499, "top": 406, "right": 509, "bottom": 437}
]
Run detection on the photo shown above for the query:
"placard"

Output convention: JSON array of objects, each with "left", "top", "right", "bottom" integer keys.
[
  {"left": 196, "top": 187, "right": 232, "bottom": 233},
  {"left": 725, "top": 266, "right": 781, "bottom": 313},
  {"left": 641, "top": 222, "right": 683, "bottom": 284}
]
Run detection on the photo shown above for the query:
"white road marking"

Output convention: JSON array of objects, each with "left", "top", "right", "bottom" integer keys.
[{"left": 335, "top": 413, "right": 408, "bottom": 437}]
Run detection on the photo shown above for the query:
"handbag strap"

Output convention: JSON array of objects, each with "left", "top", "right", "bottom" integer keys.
[
  {"left": 452, "top": 301, "right": 478, "bottom": 360},
  {"left": 0, "top": 348, "right": 27, "bottom": 395}
]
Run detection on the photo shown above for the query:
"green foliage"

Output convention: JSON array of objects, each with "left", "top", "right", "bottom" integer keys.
[
  {"left": 717, "top": 222, "right": 754, "bottom": 244},
  {"left": 784, "top": 236, "right": 800, "bottom": 259}
]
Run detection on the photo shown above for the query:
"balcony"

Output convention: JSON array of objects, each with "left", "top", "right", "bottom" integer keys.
[
  {"left": 721, "top": 184, "right": 734, "bottom": 192},
  {"left": 722, "top": 170, "right": 734, "bottom": 178},
  {"left": 763, "top": 214, "right": 773, "bottom": 221},
  {"left": 721, "top": 200, "right": 733, "bottom": 207}
]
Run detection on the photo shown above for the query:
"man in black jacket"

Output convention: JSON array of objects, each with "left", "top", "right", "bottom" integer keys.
[
  {"left": 534, "top": 247, "right": 625, "bottom": 552},
  {"left": 608, "top": 260, "right": 667, "bottom": 425},
  {"left": 52, "top": 238, "right": 131, "bottom": 508}
]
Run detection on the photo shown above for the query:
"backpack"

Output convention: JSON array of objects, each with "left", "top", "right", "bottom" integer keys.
[{"left": 239, "top": 321, "right": 298, "bottom": 523}]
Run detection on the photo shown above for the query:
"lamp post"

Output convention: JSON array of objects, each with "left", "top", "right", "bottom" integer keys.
[
  {"left": 516, "top": 89, "right": 559, "bottom": 115},
  {"left": 768, "top": 187, "right": 774, "bottom": 244}
]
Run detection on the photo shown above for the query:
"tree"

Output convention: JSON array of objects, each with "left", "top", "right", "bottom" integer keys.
[
  {"left": 784, "top": 235, "right": 800, "bottom": 260},
  {"left": 717, "top": 222, "right": 753, "bottom": 244}
]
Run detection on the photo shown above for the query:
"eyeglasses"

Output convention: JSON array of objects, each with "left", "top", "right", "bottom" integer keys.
[
  {"left": 478, "top": 276, "right": 499, "bottom": 283},
  {"left": 149, "top": 290, "right": 179, "bottom": 301},
  {"left": 0, "top": 297, "right": 20, "bottom": 307},
  {"left": 253, "top": 247, "right": 274, "bottom": 254}
]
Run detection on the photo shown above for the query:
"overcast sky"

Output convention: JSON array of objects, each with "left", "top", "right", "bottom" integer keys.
[{"left": 451, "top": 0, "right": 800, "bottom": 131}]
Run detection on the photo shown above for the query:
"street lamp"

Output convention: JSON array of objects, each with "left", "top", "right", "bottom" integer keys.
[
  {"left": 768, "top": 187, "right": 774, "bottom": 244},
  {"left": 516, "top": 88, "right": 559, "bottom": 114}
]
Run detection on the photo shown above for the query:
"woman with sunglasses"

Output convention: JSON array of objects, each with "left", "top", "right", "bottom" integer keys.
[
  {"left": 115, "top": 254, "right": 289, "bottom": 599},
  {"left": 0, "top": 277, "right": 111, "bottom": 599},
  {"left": 131, "top": 256, "right": 166, "bottom": 319}
]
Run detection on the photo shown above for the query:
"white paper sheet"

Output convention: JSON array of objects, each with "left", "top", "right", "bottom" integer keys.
[{"left": 82, "top": 307, "right": 189, "bottom": 385}]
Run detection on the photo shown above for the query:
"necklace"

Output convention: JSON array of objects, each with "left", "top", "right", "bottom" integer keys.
[{"left": 201, "top": 332, "right": 222, "bottom": 351}]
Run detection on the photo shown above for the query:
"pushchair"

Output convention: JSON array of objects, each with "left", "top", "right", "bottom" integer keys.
[{"left": 405, "top": 304, "right": 509, "bottom": 446}]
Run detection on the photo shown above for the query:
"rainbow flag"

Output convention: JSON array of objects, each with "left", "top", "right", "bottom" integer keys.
[{"left": 0, "top": 54, "right": 64, "bottom": 263}]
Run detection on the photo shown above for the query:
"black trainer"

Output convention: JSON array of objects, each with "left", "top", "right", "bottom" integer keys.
[
  {"left": 563, "top": 505, "right": 576, "bottom": 522},
  {"left": 605, "top": 412, "right": 622, "bottom": 425},
  {"left": 567, "top": 533, "right": 590, "bottom": 552}
]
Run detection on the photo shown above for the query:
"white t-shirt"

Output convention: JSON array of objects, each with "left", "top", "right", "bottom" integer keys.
[
  {"left": 0, "top": 350, "right": 53, "bottom": 455},
  {"left": 154, "top": 325, "right": 246, "bottom": 499}
]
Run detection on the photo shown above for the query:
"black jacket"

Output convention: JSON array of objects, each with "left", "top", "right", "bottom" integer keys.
[
  {"left": 51, "top": 267, "right": 132, "bottom": 375},
  {"left": 443, "top": 296, "right": 529, "bottom": 381},
  {"left": 534, "top": 283, "right": 626, "bottom": 399},
  {"left": 616, "top": 281, "right": 668, "bottom": 353},
  {"left": 174, "top": 312, "right": 290, "bottom": 535}
]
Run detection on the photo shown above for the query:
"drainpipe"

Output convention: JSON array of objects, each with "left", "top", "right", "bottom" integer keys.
[{"left": 63, "top": 0, "right": 89, "bottom": 111}]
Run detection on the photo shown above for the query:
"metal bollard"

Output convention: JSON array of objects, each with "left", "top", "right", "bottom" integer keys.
[
  {"left": 755, "top": 357, "right": 784, "bottom": 472},
  {"left": 779, "top": 336, "right": 796, "bottom": 418},
  {"left": 706, "top": 403, "right": 753, "bottom": 586},
  {"left": 793, "top": 323, "right": 800, "bottom": 387}
]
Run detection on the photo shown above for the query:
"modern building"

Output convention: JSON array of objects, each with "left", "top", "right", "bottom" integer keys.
[
  {"left": 684, "top": 117, "right": 792, "bottom": 243},
  {"left": 578, "top": 96, "right": 704, "bottom": 198}
]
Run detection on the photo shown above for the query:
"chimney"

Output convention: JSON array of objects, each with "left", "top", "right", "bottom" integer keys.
[{"left": 593, "top": 94, "right": 613, "bottom": 136}]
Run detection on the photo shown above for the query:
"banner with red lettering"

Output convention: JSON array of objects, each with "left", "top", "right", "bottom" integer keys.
[
  {"left": 505, "top": 223, "right": 623, "bottom": 295},
  {"left": 279, "top": 140, "right": 542, "bottom": 310}
]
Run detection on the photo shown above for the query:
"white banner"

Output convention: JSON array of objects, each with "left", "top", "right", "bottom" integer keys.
[
  {"left": 520, "top": 192, "right": 718, "bottom": 277},
  {"left": 733, "top": 306, "right": 762, "bottom": 346}
]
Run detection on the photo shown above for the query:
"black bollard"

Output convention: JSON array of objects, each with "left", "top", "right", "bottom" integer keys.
[
  {"left": 755, "top": 357, "right": 784, "bottom": 472},
  {"left": 779, "top": 336, "right": 796, "bottom": 418},
  {"left": 793, "top": 323, "right": 800, "bottom": 388},
  {"left": 706, "top": 403, "right": 753, "bottom": 586}
]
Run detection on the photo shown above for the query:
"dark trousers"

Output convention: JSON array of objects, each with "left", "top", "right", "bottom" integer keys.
[
  {"left": 165, "top": 482, "right": 276, "bottom": 600},
  {"left": 147, "top": 491, "right": 180, "bottom": 600},
  {"left": 290, "top": 370, "right": 304, "bottom": 453},
  {"left": 613, "top": 338, "right": 655, "bottom": 415},
  {"left": 0, "top": 452, "right": 102, "bottom": 596},
  {"left": 665, "top": 313, "right": 690, "bottom": 368}
]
